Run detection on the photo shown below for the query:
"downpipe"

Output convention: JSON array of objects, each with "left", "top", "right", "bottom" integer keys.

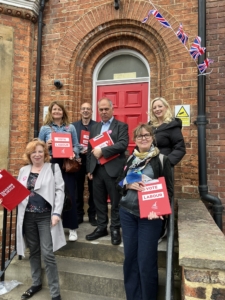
[
  {"left": 196, "top": 0, "right": 223, "bottom": 230},
  {"left": 34, "top": 0, "right": 46, "bottom": 138}
]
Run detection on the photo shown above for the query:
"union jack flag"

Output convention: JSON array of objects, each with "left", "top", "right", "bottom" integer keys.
[
  {"left": 198, "top": 58, "right": 214, "bottom": 74},
  {"left": 149, "top": 10, "right": 171, "bottom": 28},
  {"left": 176, "top": 24, "right": 188, "bottom": 45},
  {"left": 142, "top": 10, "right": 152, "bottom": 23},
  {"left": 189, "top": 36, "right": 206, "bottom": 60}
]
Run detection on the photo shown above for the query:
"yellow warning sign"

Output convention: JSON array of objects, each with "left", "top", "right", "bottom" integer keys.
[
  {"left": 175, "top": 105, "right": 190, "bottom": 126},
  {"left": 176, "top": 106, "right": 189, "bottom": 117}
]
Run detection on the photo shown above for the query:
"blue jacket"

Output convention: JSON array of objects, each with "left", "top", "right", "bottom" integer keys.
[{"left": 39, "top": 123, "right": 81, "bottom": 157}]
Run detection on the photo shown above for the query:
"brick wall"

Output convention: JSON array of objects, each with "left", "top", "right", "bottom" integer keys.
[
  {"left": 206, "top": 0, "right": 225, "bottom": 230},
  {"left": 0, "top": 14, "right": 35, "bottom": 175},
  {"left": 35, "top": 0, "right": 199, "bottom": 205},
  {"left": 0, "top": 0, "right": 224, "bottom": 225}
]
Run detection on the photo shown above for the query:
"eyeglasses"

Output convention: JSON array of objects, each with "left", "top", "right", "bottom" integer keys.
[
  {"left": 136, "top": 134, "right": 152, "bottom": 140},
  {"left": 81, "top": 107, "right": 91, "bottom": 111}
]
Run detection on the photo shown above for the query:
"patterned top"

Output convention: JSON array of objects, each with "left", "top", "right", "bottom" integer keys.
[{"left": 25, "top": 172, "right": 51, "bottom": 213}]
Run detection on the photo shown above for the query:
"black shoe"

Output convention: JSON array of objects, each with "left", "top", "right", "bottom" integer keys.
[
  {"left": 52, "top": 295, "right": 62, "bottom": 300},
  {"left": 21, "top": 285, "right": 42, "bottom": 299},
  {"left": 89, "top": 217, "right": 98, "bottom": 226},
  {"left": 111, "top": 230, "right": 121, "bottom": 245},
  {"left": 86, "top": 227, "right": 108, "bottom": 241}
]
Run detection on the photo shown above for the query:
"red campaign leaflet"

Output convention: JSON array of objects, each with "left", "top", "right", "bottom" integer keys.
[
  {"left": 51, "top": 132, "right": 73, "bottom": 158},
  {"left": 89, "top": 131, "right": 119, "bottom": 165},
  {"left": 138, "top": 177, "right": 171, "bottom": 218},
  {"left": 0, "top": 169, "right": 30, "bottom": 211},
  {"left": 80, "top": 130, "right": 90, "bottom": 151}
]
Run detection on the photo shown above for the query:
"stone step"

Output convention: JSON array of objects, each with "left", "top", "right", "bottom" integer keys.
[
  {"left": 0, "top": 285, "right": 124, "bottom": 300},
  {"left": 0, "top": 282, "right": 177, "bottom": 300},
  {"left": 60, "top": 217, "right": 179, "bottom": 270},
  {"left": 5, "top": 255, "right": 180, "bottom": 299}
]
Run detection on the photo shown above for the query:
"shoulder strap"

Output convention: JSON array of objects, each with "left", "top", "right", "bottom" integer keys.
[
  {"left": 159, "top": 153, "right": 164, "bottom": 170},
  {"left": 51, "top": 163, "right": 55, "bottom": 175}
]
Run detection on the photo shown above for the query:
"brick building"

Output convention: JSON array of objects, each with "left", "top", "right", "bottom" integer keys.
[{"left": 0, "top": 0, "right": 224, "bottom": 230}]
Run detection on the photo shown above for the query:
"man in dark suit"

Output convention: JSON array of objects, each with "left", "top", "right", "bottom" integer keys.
[
  {"left": 86, "top": 98, "right": 129, "bottom": 245},
  {"left": 72, "top": 102, "right": 97, "bottom": 226}
]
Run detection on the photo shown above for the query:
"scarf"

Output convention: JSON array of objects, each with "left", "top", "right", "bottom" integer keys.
[{"left": 119, "top": 145, "right": 159, "bottom": 187}]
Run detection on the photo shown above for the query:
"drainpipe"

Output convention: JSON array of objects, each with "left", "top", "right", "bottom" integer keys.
[
  {"left": 195, "top": 0, "right": 224, "bottom": 230},
  {"left": 34, "top": 0, "right": 46, "bottom": 138}
]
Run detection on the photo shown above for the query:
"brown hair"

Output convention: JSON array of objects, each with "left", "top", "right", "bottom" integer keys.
[
  {"left": 133, "top": 123, "right": 156, "bottom": 144},
  {"left": 150, "top": 97, "right": 173, "bottom": 127},
  {"left": 22, "top": 138, "right": 50, "bottom": 164},
  {"left": 43, "top": 101, "right": 70, "bottom": 125}
]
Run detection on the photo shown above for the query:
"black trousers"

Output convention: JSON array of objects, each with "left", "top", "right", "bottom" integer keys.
[
  {"left": 93, "top": 165, "right": 120, "bottom": 231},
  {"left": 76, "top": 163, "right": 96, "bottom": 219}
]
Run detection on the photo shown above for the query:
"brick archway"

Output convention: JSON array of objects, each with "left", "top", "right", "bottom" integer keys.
[{"left": 52, "top": 0, "right": 194, "bottom": 119}]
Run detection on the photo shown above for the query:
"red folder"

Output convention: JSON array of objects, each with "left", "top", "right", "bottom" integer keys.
[
  {"left": 51, "top": 132, "right": 73, "bottom": 158},
  {"left": 138, "top": 177, "right": 171, "bottom": 218},
  {"left": 0, "top": 169, "right": 30, "bottom": 211},
  {"left": 89, "top": 131, "right": 119, "bottom": 165},
  {"left": 80, "top": 130, "right": 90, "bottom": 150}
]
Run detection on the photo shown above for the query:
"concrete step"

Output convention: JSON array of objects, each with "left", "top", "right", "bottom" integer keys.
[
  {"left": 60, "top": 217, "right": 178, "bottom": 268},
  {"left": 0, "top": 283, "right": 179, "bottom": 300},
  {"left": 4, "top": 255, "right": 180, "bottom": 300},
  {"left": 0, "top": 285, "right": 124, "bottom": 300}
]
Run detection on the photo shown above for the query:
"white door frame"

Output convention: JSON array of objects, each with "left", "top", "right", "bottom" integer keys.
[{"left": 92, "top": 49, "right": 150, "bottom": 120}]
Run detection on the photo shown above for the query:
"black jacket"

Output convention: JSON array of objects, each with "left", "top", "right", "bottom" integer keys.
[
  {"left": 150, "top": 118, "right": 186, "bottom": 166},
  {"left": 116, "top": 155, "right": 173, "bottom": 216}
]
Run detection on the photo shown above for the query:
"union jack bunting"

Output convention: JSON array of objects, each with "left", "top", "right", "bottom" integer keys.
[
  {"left": 198, "top": 58, "right": 214, "bottom": 74},
  {"left": 149, "top": 10, "right": 171, "bottom": 28},
  {"left": 189, "top": 36, "right": 206, "bottom": 60},
  {"left": 142, "top": 10, "right": 152, "bottom": 23},
  {"left": 176, "top": 24, "right": 188, "bottom": 45}
]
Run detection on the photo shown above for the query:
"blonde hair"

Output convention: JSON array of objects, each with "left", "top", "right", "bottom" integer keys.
[
  {"left": 23, "top": 138, "right": 50, "bottom": 164},
  {"left": 43, "top": 101, "right": 70, "bottom": 125},
  {"left": 150, "top": 97, "right": 173, "bottom": 127}
]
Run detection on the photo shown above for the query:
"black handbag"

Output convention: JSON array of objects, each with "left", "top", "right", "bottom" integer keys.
[{"left": 51, "top": 163, "right": 72, "bottom": 213}]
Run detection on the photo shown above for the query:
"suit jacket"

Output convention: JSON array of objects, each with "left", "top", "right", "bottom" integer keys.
[
  {"left": 86, "top": 118, "right": 129, "bottom": 178},
  {"left": 16, "top": 162, "right": 66, "bottom": 256}
]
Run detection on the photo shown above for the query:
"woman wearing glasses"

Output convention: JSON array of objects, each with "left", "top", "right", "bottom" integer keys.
[{"left": 116, "top": 123, "right": 173, "bottom": 300}]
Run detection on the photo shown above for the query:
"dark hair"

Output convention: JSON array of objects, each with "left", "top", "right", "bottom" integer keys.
[
  {"left": 22, "top": 138, "right": 50, "bottom": 164},
  {"left": 43, "top": 101, "right": 70, "bottom": 125},
  {"left": 133, "top": 123, "right": 156, "bottom": 144}
]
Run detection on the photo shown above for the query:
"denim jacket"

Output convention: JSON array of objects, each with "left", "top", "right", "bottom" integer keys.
[{"left": 39, "top": 123, "right": 81, "bottom": 157}]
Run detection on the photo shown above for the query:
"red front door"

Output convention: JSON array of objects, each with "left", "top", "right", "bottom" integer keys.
[{"left": 97, "top": 83, "right": 148, "bottom": 154}]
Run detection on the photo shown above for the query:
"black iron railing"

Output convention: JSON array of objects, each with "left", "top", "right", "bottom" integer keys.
[
  {"left": 0, "top": 208, "right": 17, "bottom": 281},
  {"left": 165, "top": 168, "right": 175, "bottom": 300}
]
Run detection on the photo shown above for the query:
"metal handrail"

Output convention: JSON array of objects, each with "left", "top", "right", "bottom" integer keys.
[
  {"left": 165, "top": 168, "right": 175, "bottom": 300},
  {"left": 0, "top": 208, "right": 17, "bottom": 281}
]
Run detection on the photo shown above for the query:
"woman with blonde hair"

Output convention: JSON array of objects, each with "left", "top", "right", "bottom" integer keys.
[
  {"left": 17, "top": 139, "right": 65, "bottom": 300},
  {"left": 39, "top": 101, "right": 81, "bottom": 242},
  {"left": 150, "top": 97, "right": 185, "bottom": 166},
  {"left": 150, "top": 97, "right": 186, "bottom": 242}
]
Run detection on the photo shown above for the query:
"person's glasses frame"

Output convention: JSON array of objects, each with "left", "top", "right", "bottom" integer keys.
[
  {"left": 81, "top": 107, "right": 91, "bottom": 111},
  {"left": 136, "top": 134, "right": 152, "bottom": 141}
]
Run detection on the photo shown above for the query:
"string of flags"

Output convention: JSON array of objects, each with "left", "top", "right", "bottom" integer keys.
[{"left": 142, "top": 1, "right": 214, "bottom": 75}]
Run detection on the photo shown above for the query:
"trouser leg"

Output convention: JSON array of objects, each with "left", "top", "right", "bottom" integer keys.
[
  {"left": 23, "top": 212, "right": 42, "bottom": 287},
  {"left": 37, "top": 213, "right": 61, "bottom": 298},
  {"left": 93, "top": 166, "right": 108, "bottom": 229}
]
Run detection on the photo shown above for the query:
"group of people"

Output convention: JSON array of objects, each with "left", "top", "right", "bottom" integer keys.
[{"left": 2, "top": 96, "right": 185, "bottom": 300}]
